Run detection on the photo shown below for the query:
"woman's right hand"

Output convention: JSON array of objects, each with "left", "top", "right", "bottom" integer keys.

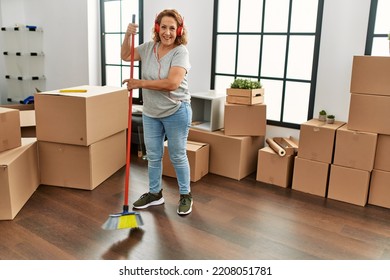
[{"left": 126, "top": 23, "right": 138, "bottom": 36}]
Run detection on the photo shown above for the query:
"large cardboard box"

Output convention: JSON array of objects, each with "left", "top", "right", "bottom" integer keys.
[
  {"left": 374, "top": 135, "right": 390, "bottom": 172},
  {"left": 0, "top": 107, "right": 21, "bottom": 153},
  {"left": 188, "top": 128, "right": 264, "bottom": 180},
  {"left": 0, "top": 138, "right": 40, "bottom": 220},
  {"left": 297, "top": 119, "right": 345, "bottom": 163},
  {"left": 292, "top": 157, "right": 329, "bottom": 197},
  {"left": 256, "top": 147, "right": 295, "bottom": 188},
  {"left": 350, "top": 56, "right": 390, "bottom": 96},
  {"left": 368, "top": 169, "right": 390, "bottom": 209},
  {"left": 224, "top": 103, "right": 266, "bottom": 136},
  {"left": 348, "top": 93, "right": 390, "bottom": 135},
  {"left": 35, "top": 85, "right": 128, "bottom": 146},
  {"left": 1, "top": 104, "right": 35, "bottom": 137},
  {"left": 327, "top": 164, "right": 371, "bottom": 207},
  {"left": 163, "top": 140, "right": 209, "bottom": 182},
  {"left": 38, "top": 130, "right": 126, "bottom": 190},
  {"left": 333, "top": 124, "right": 377, "bottom": 171}
]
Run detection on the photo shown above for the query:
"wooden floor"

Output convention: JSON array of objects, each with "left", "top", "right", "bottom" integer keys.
[{"left": 1, "top": 154, "right": 390, "bottom": 260}]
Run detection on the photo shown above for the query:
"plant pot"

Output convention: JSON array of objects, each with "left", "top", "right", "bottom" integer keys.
[
  {"left": 319, "top": 115, "right": 326, "bottom": 122},
  {"left": 326, "top": 118, "right": 335, "bottom": 124}
]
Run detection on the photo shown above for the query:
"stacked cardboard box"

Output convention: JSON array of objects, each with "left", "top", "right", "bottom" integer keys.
[
  {"left": 328, "top": 124, "right": 377, "bottom": 206},
  {"left": 346, "top": 56, "right": 390, "bottom": 209},
  {"left": 0, "top": 107, "right": 40, "bottom": 220},
  {"left": 35, "top": 85, "right": 128, "bottom": 190},
  {"left": 292, "top": 119, "right": 345, "bottom": 197}
]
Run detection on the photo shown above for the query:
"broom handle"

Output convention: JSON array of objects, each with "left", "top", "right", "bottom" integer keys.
[{"left": 124, "top": 14, "right": 136, "bottom": 211}]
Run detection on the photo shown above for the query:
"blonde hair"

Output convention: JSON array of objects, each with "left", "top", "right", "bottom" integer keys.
[{"left": 153, "top": 9, "right": 188, "bottom": 45}]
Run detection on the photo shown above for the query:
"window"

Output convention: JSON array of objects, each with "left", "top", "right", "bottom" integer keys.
[
  {"left": 211, "top": 0, "right": 324, "bottom": 128},
  {"left": 365, "top": 0, "right": 390, "bottom": 56},
  {"left": 100, "top": 0, "right": 143, "bottom": 104}
]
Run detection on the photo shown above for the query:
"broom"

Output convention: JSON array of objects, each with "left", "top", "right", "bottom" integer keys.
[{"left": 102, "top": 14, "right": 143, "bottom": 230}]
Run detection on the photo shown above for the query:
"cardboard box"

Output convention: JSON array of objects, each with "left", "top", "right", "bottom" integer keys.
[
  {"left": 297, "top": 118, "right": 345, "bottom": 163},
  {"left": 35, "top": 85, "right": 128, "bottom": 146},
  {"left": 350, "top": 56, "right": 390, "bottom": 96},
  {"left": 162, "top": 140, "right": 209, "bottom": 182},
  {"left": 333, "top": 124, "right": 377, "bottom": 171},
  {"left": 224, "top": 103, "right": 266, "bottom": 136},
  {"left": 256, "top": 147, "right": 295, "bottom": 188},
  {"left": 38, "top": 130, "right": 126, "bottom": 190},
  {"left": 188, "top": 128, "right": 264, "bottom": 180},
  {"left": 0, "top": 107, "right": 21, "bottom": 153},
  {"left": 368, "top": 169, "right": 390, "bottom": 209},
  {"left": 0, "top": 138, "right": 40, "bottom": 220},
  {"left": 19, "top": 110, "right": 36, "bottom": 137},
  {"left": 374, "top": 135, "right": 390, "bottom": 172},
  {"left": 226, "top": 88, "right": 264, "bottom": 105},
  {"left": 292, "top": 157, "right": 329, "bottom": 197},
  {"left": 348, "top": 93, "right": 390, "bottom": 135},
  {"left": 327, "top": 164, "right": 371, "bottom": 207}
]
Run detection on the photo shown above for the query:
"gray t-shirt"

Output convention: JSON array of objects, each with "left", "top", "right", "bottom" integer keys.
[{"left": 137, "top": 41, "right": 191, "bottom": 118}]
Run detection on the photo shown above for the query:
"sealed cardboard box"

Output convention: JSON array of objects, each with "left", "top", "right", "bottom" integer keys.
[
  {"left": 0, "top": 107, "right": 21, "bottom": 153},
  {"left": 298, "top": 119, "right": 345, "bottom": 163},
  {"left": 374, "top": 135, "right": 390, "bottom": 172},
  {"left": 350, "top": 56, "right": 390, "bottom": 96},
  {"left": 19, "top": 110, "right": 36, "bottom": 137},
  {"left": 163, "top": 140, "right": 209, "bottom": 182},
  {"left": 38, "top": 130, "right": 126, "bottom": 190},
  {"left": 0, "top": 138, "right": 40, "bottom": 220},
  {"left": 348, "top": 93, "right": 390, "bottom": 135},
  {"left": 368, "top": 169, "right": 390, "bottom": 209},
  {"left": 226, "top": 88, "right": 264, "bottom": 105},
  {"left": 256, "top": 147, "right": 295, "bottom": 188},
  {"left": 292, "top": 157, "right": 329, "bottom": 197},
  {"left": 35, "top": 85, "right": 128, "bottom": 146},
  {"left": 188, "top": 128, "right": 264, "bottom": 180},
  {"left": 333, "top": 124, "right": 377, "bottom": 171},
  {"left": 224, "top": 103, "right": 266, "bottom": 136},
  {"left": 328, "top": 164, "right": 371, "bottom": 207}
]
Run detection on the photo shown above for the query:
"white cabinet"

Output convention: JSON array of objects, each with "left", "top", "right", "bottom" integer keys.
[
  {"left": 1, "top": 26, "right": 45, "bottom": 103},
  {"left": 190, "top": 91, "right": 226, "bottom": 131}
]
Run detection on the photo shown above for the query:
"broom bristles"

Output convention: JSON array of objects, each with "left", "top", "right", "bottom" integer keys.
[{"left": 102, "top": 211, "right": 143, "bottom": 230}]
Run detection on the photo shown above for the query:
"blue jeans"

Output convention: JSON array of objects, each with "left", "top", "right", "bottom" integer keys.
[{"left": 142, "top": 102, "right": 192, "bottom": 195}]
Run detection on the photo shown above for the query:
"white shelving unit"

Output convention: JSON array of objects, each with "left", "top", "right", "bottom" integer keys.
[
  {"left": 190, "top": 91, "right": 226, "bottom": 131},
  {"left": 1, "top": 25, "right": 45, "bottom": 103}
]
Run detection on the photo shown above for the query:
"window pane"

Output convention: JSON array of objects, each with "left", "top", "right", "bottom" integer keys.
[
  {"left": 214, "top": 75, "right": 234, "bottom": 93},
  {"left": 121, "top": 0, "right": 139, "bottom": 32},
  {"left": 283, "top": 81, "right": 310, "bottom": 124},
  {"left": 287, "top": 35, "right": 315, "bottom": 80},
  {"left": 216, "top": 35, "right": 237, "bottom": 74},
  {"left": 218, "top": 0, "right": 239, "bottom": 32},
  {"left": 105, "top": 34, "right": 121, "bottom": 65},
  {"left": 261, "top": 35, "right": 286, "bottom": 78},
  {"left": 106, "top": 65, "right": 121, "bottom": 87},
  {"left": 104, "top": 1, "right": 120, "bottom": 32},
  {"left": 290, "top": 0, "right": 318, "bottom": 32},
  {"left": 374, "top": 0, "right": 390, "bottom": 34},
  {"left": 262, "top": 79, "right": 283, "bottom": 121},
  {"left": 237, "top": 35, "right": 261, "bottom": 76},
  {"left": 264, "top": 0, "right": 289, "bottom": 32},
  {"left": 372, "top": 37, "right": 389, "bottom": 56},
  {"left": 240, "top": 0, "right": 263, "bottom": 32}
]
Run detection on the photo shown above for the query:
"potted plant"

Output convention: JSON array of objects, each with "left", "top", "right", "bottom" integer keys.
[
  {"left": 326, "top": 114, "right": 335, "bottom": 124},
  {"left": 226, "top": 78, "right": 264, "bottom": 105},
  {"left": 318, "top": 110, "right": 327, "bottom": 122}
]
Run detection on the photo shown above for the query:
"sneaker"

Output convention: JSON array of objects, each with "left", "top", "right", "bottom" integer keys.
[
  {"left": 177, "top": 193, "right": 193, "bottom": 215},
  {"left": 133, "top": 190, "right": 164, "bottom": 209}
]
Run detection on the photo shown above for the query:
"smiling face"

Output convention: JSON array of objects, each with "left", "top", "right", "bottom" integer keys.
[{"left": 158, "top": 16, "right": 178, "bottom": 47}]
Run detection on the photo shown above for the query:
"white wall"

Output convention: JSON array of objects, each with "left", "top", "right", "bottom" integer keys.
[{"left": 0, "top": 0, "right": 372, "bottom": 140}]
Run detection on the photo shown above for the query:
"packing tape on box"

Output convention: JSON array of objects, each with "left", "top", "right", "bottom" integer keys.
[{"left": 266, "top": 138, "right": 286, "bottom": 157}]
